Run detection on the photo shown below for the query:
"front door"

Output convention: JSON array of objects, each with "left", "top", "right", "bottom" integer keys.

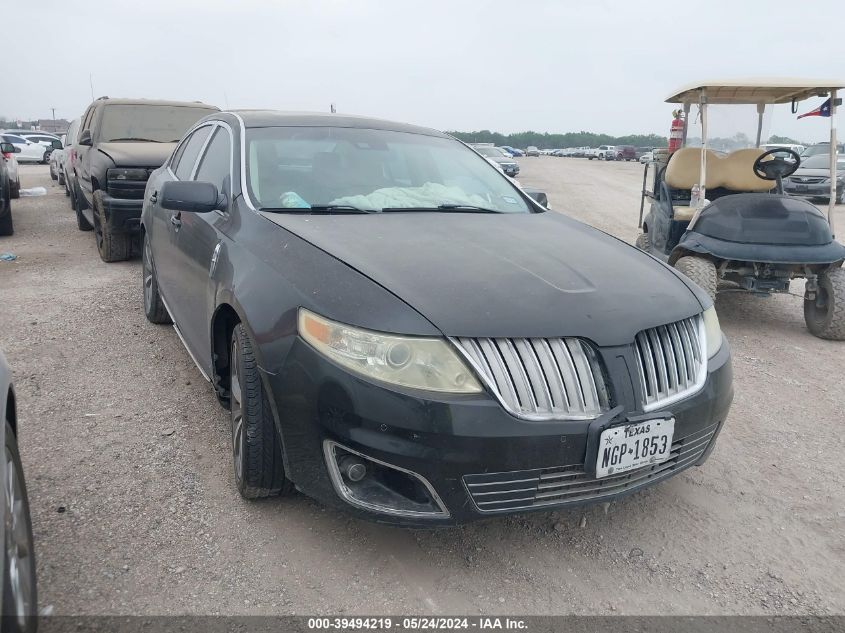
[{"left": 169, "top": 125, "right": 233, "bottom": 362}]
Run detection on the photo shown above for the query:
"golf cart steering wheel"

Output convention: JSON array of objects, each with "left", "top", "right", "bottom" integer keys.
[{"left": 753, "top": 148, "right": 801, "bottom": 181}]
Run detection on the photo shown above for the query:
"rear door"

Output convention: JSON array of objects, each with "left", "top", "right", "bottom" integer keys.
[{"left": 76, "top": 105, "right": 97, "bottom": 205}]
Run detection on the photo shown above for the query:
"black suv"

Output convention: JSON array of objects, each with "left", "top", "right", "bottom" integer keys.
[{"left": 72, "top": 97, "right": 218, "bottom": 261}]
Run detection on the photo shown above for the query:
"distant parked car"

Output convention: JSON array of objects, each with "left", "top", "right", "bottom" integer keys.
[
  {"left": 72, "top": 97, "right": 219, "bottom": 261},
  {"left": 501, "top": 145, "right": 524, "bottom": 157},
  {"left": 496, "top": 147, "right": 514, "bottom": 157},
  {"left": 616, "top": 145, "right": 637, "bottom": 161},
  {"left": 2, "top": 141, "right": 21, "bottom": 199},
  {"left": 0, "top": 134, "right": 47, "bottom": 164},
  {"left": 471, "top": 145, "right": 520, "bottom": 177},
  {"left": 784, "top": 154, "right": 845, "bottom": 204},
  {"left": 639, "top": 151, "right": 654, "bottom": 164},
  {"left": 49, "top": 138, "right": 66, "bottom": 182},
  {"left": 525, "top": 146, "right": 540, "bottom": 157},
  {"left": 20, "top": 132, "right": 61, "bottom": 161},
  {"left": 586, "top": 145, "right": 617, "bottom": 161},
  {"left": 0, "top": 142, "right": 17, "bottom": 234},
  {"left": 0, "top": 350, "right": 38, "bottom": 629},
  {"left": 61, "top": 118, "right": 81, "bottom": 198}
]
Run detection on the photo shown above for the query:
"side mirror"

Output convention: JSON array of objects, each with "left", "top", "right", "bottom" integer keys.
[
  {"left": 78, "top": 130, "right": 93, "bottom": 146},
  {"left": 51, "top": 139, "right": 63, "bottom": 150},
  {"left": 160, "top": 180, "right": 223, "bottom": 213},
  {"left": 0, "top": 142, "right": 16, "bottom": 154},
  {"left": 523, "top": 188, "right": 548, "bottom": 208}
]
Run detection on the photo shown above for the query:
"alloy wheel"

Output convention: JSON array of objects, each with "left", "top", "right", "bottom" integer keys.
[
  {"left": 4, "top": 446, "right": 34, "bottom": 628},
  {"left": 230, "top": 338, "right": 244, "bottom": 483},
  {"left": 142, "top": 237, "right": 154, "bottom": 311}
]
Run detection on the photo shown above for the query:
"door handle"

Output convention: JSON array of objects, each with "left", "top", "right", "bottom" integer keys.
[
  {"left": 170, "top": 214, "right": 182, "bottom": 228},
  {"left": 149, "top": 190, "right": 158, "bottom": 203}
]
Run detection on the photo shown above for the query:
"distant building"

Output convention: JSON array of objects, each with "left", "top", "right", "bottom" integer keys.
[{"left": 37, "top": 119, "right": 70, "bottom": 134}]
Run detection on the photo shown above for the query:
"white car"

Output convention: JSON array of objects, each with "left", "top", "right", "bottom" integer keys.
[
  {"left": 0, "top": 133, "right": 47, "bottom": 163},
  {"left": 639, "top": 151, "right": 654, "bottom": 164}
]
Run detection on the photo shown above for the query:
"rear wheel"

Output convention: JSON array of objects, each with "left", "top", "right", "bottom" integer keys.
[
  {"left": 92, "top": 190, "right": 130, "bottom": 262},
  {"left": 142, "top": 232, "right": 171, "bottom": 325},
  {"left": 634, "top": 231, "right": 651, "bottom": 252},
  {"left": 804, "top": 268, "right": 845, "bottom": 340},
  {"left": 674, "top": 255, "right": 717, "bottom": 302},
  {"left": 0, "top": 204, "right": 12, "bottom": 237},
  {"left": 10, "top": 180, "right": 19, "bottom": 200},
  {"left": 229, "top": 324, "right": 292, "bottom": 499}
]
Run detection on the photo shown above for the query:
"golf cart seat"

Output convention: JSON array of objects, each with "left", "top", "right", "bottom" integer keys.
[{"left": 666, "top": 148, "right": 775, "bottom": 221}]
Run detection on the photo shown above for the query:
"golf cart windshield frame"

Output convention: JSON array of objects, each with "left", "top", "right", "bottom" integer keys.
[{"left": 665, "top": 80, "right": 843, "bottom": 235}]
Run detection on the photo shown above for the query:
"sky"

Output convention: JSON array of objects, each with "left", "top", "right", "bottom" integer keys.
[{"left": 5, "top": 0, "right": 843, "bottom": 143}]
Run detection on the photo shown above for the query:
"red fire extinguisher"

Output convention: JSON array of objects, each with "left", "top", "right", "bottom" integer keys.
[{"left": 668, "top": 110, "right": 684, "bottom": 153}]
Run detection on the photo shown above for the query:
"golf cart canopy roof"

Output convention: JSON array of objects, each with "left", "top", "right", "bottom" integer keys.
[{"left": 666, "top": 79, "right": 845, "bottom": 105}]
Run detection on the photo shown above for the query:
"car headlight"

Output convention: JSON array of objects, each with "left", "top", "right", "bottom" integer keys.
[
  {"left": 298, "top": 309, "right": 482, "bottom": 393},
  {"left": 702, "top": 307, "right": 722, "bottom": 359},
  {"left": 107, "top": 167, "right": 148, "bottom": 181}
]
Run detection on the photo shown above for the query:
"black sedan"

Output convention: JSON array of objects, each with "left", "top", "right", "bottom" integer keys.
[
  {"left": 140, "top": 111, "right": 733, "bottom": 525},
  {"left": 784, "top": 154, "right": 845, "bottom": 204}
]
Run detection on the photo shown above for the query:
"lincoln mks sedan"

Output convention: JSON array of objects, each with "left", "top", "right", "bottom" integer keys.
[{"left": 140, "top": 111, "right": 733, "bottom": 525}]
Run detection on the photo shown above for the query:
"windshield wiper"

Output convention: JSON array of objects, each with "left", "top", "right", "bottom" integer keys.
[
  {"left": 107, "top": 137, "right": 162, "bottom": 143},
  {"left": 259, "top": 205, "right": 374, "bottom": 215},
  {"left": 381, "top": 204, "right": 501, "bottom": 213}
]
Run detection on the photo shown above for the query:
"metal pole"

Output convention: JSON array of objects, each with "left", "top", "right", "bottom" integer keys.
[
  {"left": 682, "top": 103, "right": 690, "bottom": 147},
  {"left": 638, "top": 162, "right": 649, "bottom": 228},
  {"left": 829, "top": 89, "right": 838, "bottom": 237},
  {"left": 755, "top": 103, "right": 765, "bottom": 147},
  {"left": 699, "top": 96, "right": 708, "bottom": 201}
]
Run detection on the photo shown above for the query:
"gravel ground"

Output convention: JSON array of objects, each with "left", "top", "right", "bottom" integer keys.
[{"left": 0, "top": 162, "right": 843, "bottom": 616}]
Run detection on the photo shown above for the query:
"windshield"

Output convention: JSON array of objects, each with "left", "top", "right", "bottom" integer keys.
[
  {"left": 98, "top": 105, "right": 217, "bottom": 143},
  {"left": 474, "top": 146, "right": 505, "bottom": 158},
  {"left": 245, "top": 126, "right": 532, "bottom": 213},
  {"left": 801, "top": 155, "right": 845, "bottom": 170}
]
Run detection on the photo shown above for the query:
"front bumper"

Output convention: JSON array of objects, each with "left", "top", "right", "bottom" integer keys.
[
  {"left": 100, "top": 192, "right": 142, "bottom": 232},
  {"left": 784, "top": 182, "right": 839, "bottom": 199},
  {"left": 265, "top": 337, "right": 733, "bottom": 526}
]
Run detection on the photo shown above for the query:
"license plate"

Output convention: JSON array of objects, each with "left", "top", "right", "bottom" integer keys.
[
  {"left": 795, "top": 185, "right": 808, "bottom": 192},
  {"left": 595, "top": 418, "right": 675, "bottom": 478}
]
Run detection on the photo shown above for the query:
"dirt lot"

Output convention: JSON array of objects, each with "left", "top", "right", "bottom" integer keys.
[{"left": 1, "top": 161, "right": 843, "bottom": 616}]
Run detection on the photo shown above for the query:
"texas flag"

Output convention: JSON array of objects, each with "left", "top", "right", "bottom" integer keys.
[{"left": 797, "top": 98, "right": 832, "bottom": 119}]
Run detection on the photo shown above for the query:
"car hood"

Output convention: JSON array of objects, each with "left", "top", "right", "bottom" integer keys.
[
  {"left": 96, "top": 142, "right": 177, "bottom": 167},
  {"left": 486, "top": 156, "right": 514, "bottom": 164},
  {"left": 261, "top": 211, "right": 703, "bottom": 346}
]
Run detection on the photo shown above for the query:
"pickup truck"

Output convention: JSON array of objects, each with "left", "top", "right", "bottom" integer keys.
[{"left": 585, "top": 145, "right": 617, "bottom": 160}]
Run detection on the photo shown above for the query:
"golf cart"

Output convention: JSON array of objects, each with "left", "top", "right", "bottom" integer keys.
[{"left": 637, "top": 79, "right": 845, "bottom": 340}]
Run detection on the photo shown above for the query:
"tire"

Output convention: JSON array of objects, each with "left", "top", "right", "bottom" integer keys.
[
  {"left": 58, "top": 170, "right": 65, "bottom": 186},
  {"left": 0, "top": 207, "right": 12, "bottom": 237},
  {"left": 634, "top": 231, "right": 651, "bottom": 252},
  {"left": 142, "top": 232, "right": 171, "bottom": 324},
  {"left": 2, "top": 421, "right": 37, "bottom": 633},
  {"left": 804, "top": 268, "right": 845, "bottom": 340},
  {"left": 92, "top": 190, "right": 130, "bottom": 262},
  {"left": 674, "top": 255, "right": 717, "bottom": 302},
  {"left": 10, "top": 180, "right": 20, "bottom": 200},
  {"left": 72, "top": 182, "right": 91, "bottom": 231},
  {"left": 63, "top": 174, "right": 70, "bottom": 196},
  {"left": 39, "top": 151, "right": 47, "bottom": 165},
  {"left": 229, "top": 323, "right": 292, "bottom": 499}
]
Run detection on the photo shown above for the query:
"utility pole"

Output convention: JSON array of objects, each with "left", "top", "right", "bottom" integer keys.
[{"left": 51, "top": 107, "right": 56, "bottom": 131}]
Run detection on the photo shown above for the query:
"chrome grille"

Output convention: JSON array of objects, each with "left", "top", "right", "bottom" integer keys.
[
  {"left": 453, "top": 337, "right": 604, "bottom": 419},
  {"left": 464, "top": 423, "right": 718, "bottom": 513},
  {"left": 634, "top": 315, "right": 706, "bottom": 411},
  {"left": 790, "top": 176, "right": 826, "bottom": 184}
]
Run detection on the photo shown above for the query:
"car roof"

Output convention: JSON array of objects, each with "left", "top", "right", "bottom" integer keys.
[
  {"left": 230, "top": 110, "right": 449, "bottom": 138},
  {"left": 666, "top": 78, "right": 845, "bottom": 104},
  {"left": 93, "top": 98, "right": 219, "bottom": 109}
]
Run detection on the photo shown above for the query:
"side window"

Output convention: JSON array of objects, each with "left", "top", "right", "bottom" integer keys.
[
  {"left": 193, "top": 128, "right": 231, "bottom": 187},
  {"left": 173, "top": 126, "right": 212, "bottom": 180},
  {"left": 81, "top": 106, "right": 95, "bottom": 133}
]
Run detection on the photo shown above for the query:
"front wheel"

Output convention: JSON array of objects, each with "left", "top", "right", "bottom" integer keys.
[
  {"left": 2, "top": 421, "right": 38, "bottom": 633},
  {"left": 804, "top": 268, "right": 845, "bottom": 340},
  {"left": 92, "top": 190, "right": 130, "bottom": 262},
  {"left": 634, "top": 231, "right": 651, "bottom": 252},
  {"left": 674, "top": 255, "right": 717, "bottom": 302},
  {"left": 229, "top": 324, "right": 293, "bottom": 499}
]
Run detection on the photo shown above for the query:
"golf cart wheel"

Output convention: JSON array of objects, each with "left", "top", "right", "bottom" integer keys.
[
  {"left": 804, "top": 268, "right": 845, "bottom": 340},
  {"left": 674, "top": 256, "right": 717, "bottom": 302},
  {"left": 634, "top": 232, "right": 650, "bottom": 252}
]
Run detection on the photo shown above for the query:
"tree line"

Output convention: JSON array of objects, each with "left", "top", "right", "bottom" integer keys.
[{"left": 447, "top": 130, "right": 669, "bottom": 149}]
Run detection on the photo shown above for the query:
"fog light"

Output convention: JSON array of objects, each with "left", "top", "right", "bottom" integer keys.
[{"left": 323, "top": 440, "right": 449, "bottom": 519}]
